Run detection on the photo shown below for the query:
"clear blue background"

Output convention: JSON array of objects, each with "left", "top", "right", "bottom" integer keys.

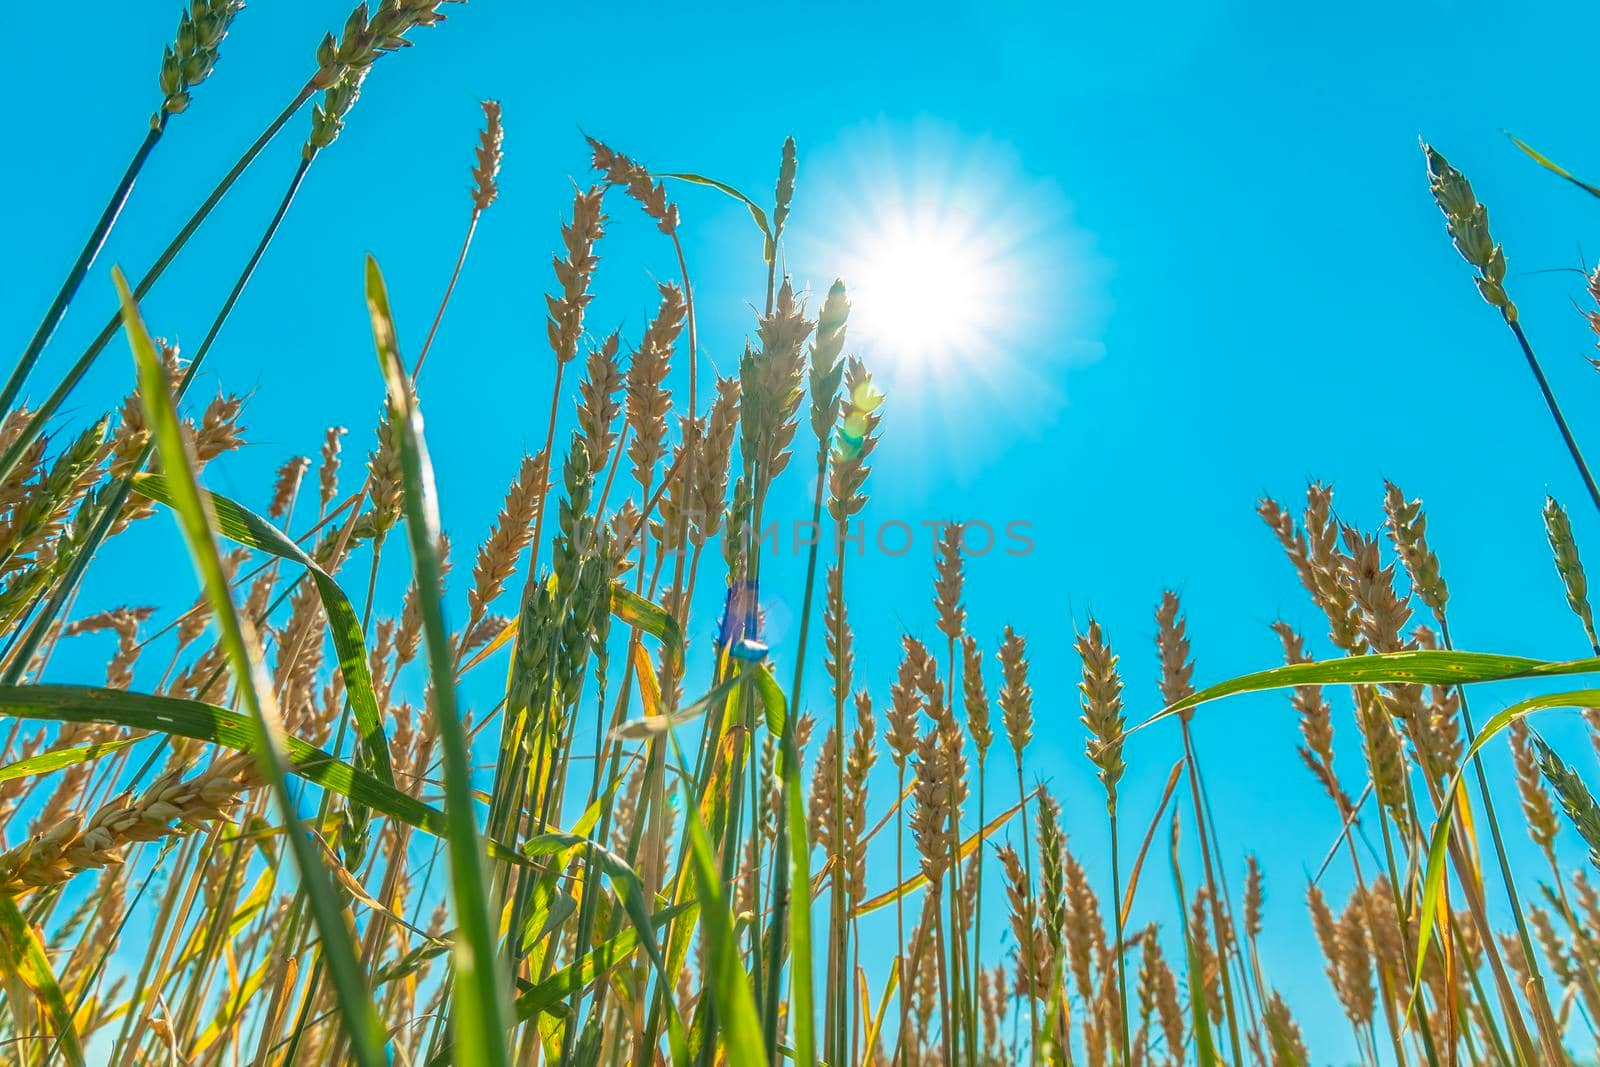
[{"left": 6, "top": 2, "right": 1600, "bottom": 1061}]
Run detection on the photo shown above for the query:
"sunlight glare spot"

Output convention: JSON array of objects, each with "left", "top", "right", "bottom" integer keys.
[{"left": 845, "top": 208, "right": 1008, "bottom": 368}]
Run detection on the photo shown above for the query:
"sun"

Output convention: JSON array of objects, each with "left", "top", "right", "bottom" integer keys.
[
  {"left": 840, "top": 202, "right": 1012, "bottom": 368},
  {"left": 792, "top": 119, "right": 1106, "bottom": 476},
  {"left": 794, "top": 120, "right": 1053, "bottom": 380}
]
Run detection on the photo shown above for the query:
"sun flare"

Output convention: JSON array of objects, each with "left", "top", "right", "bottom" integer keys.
[
  {"left": 841, "top": 204, "right": 1011, "bottom": 367},
  {"left": 795, "top": 120, "right": 1085, "bottom": 395}
]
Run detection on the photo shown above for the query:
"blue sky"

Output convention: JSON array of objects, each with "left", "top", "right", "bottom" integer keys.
[{"left": 8, "top": 1, "right": 1600, "bottom": 1059}]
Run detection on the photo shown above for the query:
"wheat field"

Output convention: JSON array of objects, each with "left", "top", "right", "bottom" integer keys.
[{"left": 2, "top": 3, "right": 1600, "bottom": 1065}]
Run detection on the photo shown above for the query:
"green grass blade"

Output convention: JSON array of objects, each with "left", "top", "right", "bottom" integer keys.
[
  {"left": 1168, "top": 811, "right": 1219, "bottom": 1067},
  {"left": 0, "top": 683, "right": 530, "bottom": 856},
  {"left": 1137, "top": 648, "right": 1600, "bottom": 733},
  {"left": 0, "top": 735, "right": 140, "bottom": 782},
  {"left": 522, "top": 831, "right": 670, "bottom": 982},
  {"left": 749, "top": 660, "right": 787, "bottom": 735},
  {"left": 1183, "top": 930, "right": 1222, "bottom": 1067},
  {"left": 0, "top": 893, "right": 84, "bottom": 1066},
  {"left": 611, "top": 584, "right": 684, "bottom": 670},
  {"left": 665, "top": 723, "right": 769, "bottom": 1066},
  {"left": 364, "top": 253, "right": 512, "bottom": 1067},
  {"left": 514, "top": 901, "right": 692, "bottom": 1022},
  {"left": 779, "top": 717, "right": 816, "bottom": 1067},
  {"left": 114, "top": 267, "right": 389, "bottom": 1067},
  {"left": 1506, "top": 133, "right": 1600, "bottom": 198},
  {"left": 614, "top": 671, "right": 746, "bottom": 739},
  {"left": 131, "top": 471, "right": 393, "bottom": 789},
  {"left": 1411, "top": 686, "right": 1600, "bottom": 1011},
  {"left": 656, "top": 172, "right": 773, "bottom": 259}
]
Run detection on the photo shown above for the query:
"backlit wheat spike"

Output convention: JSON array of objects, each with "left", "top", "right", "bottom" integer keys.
[
  {"left": 997, "top": 843, "right": 1047, "bottom": 996},
  {"left": 306, "top": 1, "right": 461, "bottom": 151},
  {"left": 978, "top": 963, "right": 1002, "bottom": 1060},
  {"left": 958, "top": 850, "right": 980, "bottom": 937},
  {"left": 1154, "top": 589, "right": 1194, "bottom": 713},
  {"left": 0, "top": 410, "right": 44, "bottom": 533},
  {"left": 577, "top": 332, "right": 624, "bottom": 475},
  {"left": 808, "top": 726, "right": 839, "bottom": 851},
  {"left": 1544, "top": 494, "right": 1599, "bottom": 650},
  {"left": 1335, "top": 893, "right": 1376, "bottom": 1026},
  {"left": 691, "top": 376, "right": 739, "bottom": 548},
  {"left": 1528, "top": 905, "right": 1577, "bottom": 989},
  {"left": 827, "top": 357, "right": 882, "bottom": 525},
  {"left": 611, "top": 759, "right": 644, "bottom": 854},
  {"left": 0, "top": 752, "right": 257, "bottom": 895},
  {"left": 933, "top": 522, "right": 966, "bottom": 643},
  {"left": 396, "top": 532, "right": 450, "bottom": 673},
  {"left": 1572, "top": 869, "right": 1600, "bottom": 932},
  {"left": 1425, "top": 144, "right": 1517, "bottom": 322},
  {"left": 1243, "top": 855, "right": 1264, "bottom": 941},
  {"left": 361, "top": 399, "right": 406, "bottom": 541},
  {"left": 1308, "top": 884, "right": 1345, "bottom": 1013},
  {"left": 1309, "top": 883, "right": 1374, "bottom": 1026},
  {"left": 808, "top": 280, "right": 848, "bottom": 445},
  {"left": 1262, "top": 991, "right": 1311, "bottom": 1067},
  {"left": 1355, "top": 687, "right": 1408, "bottom": 822},
  {"left": 1584, "top": 266, "right": 1600, "bottom": 369},
  {"left": 842, "top": 691, "right": 876, "bottom": 901},
  {"left": 471, "top": 100, "right": 503, "bottom": 210},
  {"left": 1382, "top": 481, "right": 1449, "bottom": 620},
  {"left": 1077, "top": 618, "right": 1126, "bottom": 812},
  {"left": 1062, "top": 843, "right": 1108, "bottom": 1058},
  {"left": 1530, "top": 732, "right": 1600, "bottom": 874},
  {"left": 546, "top": 185, "right": 606, "bottom": 366},
  {"left": 190, "top": 393, "right": 246, "bottom": 463},
  {"left": 1, "top": 416, "right": 110, "bottom": 567},
  {"left": 587, "top": 136, "right": 680, "bottom": 235},
  {"left": 304, "top": 66, "right": 369, "bottom": 155},
  {"left": 1186, "top": 890, "right": 1222, "bottom": 1026},
  {"left": 1137, "top": 923, "right": 1183, "bottom": 1067},
  {"left": 773, "top": 137, "right": 797, "bottom": 242},
  {"left": 997, "top": 625, "right": 1033, "bottom": 759},
  {"left": 273, "top": 581, "right": 326, "bottom": 720},
  {"left": 960, "top": 635, "right": 992, "bottom": 759},
  {"left": 1339, "top": 524, "right": 1410, "bottom": 654},
  {"left": 1510, "top": 721, "right": 1561, "bottom": 852},
  {"left": 824, "top": 561, "right": 852, "bottom": 709},
  {"left": 268, "top": 455, "right": 311, "bottom": 521},
  {"left": 1271, "top": 620, "right": 1348, "bottom": 802},
  {"left": 650, "top": 426, "right": 700, "bottom": 564},
  {"left": 156, "top": 0, "right": 246, "bottom": 122},
  {"left": 1498, "top": 931, "right": 1536, "bottom": 1014},
  {"left": 317, "top": 425, "right": 346, "bottom": 515},
  {"left": 911, "top": 726, "right": 955, "bottom": 883},
  {"left": 106, "top": 606, "right": 150, "bottom": 690},
  {"left": 1261, "top": 484, "right": 1366, "bottom": 653},
  {"left": 107, "top": 339, "right": 177, "bottom": 481},
  {"left": 903, "top": 636, "right": 942, "bottom": 721},
  {"left": 625, "top": 283, "right": 684, "bottom": 488},
  {"left": 734, "top": 838, "right": 758, "bottom": 921},
  {"left": 741, "top": 278, "right": 814, "bottom": 491},
  {"left": 318, "top": 0, "right": 462, "bottom": 82},
  {"left": 886, "top": 641, "right": 922, "bottom": 770},
  {"left": 1363, "top": 877, "right": 1408, "bottom": 1014},
  {"left": 465, "top": 453, "right": 544, "bottom": 625},
  {"left": 1040, "top": 793, "right": 1075, "bottom": 953}
]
